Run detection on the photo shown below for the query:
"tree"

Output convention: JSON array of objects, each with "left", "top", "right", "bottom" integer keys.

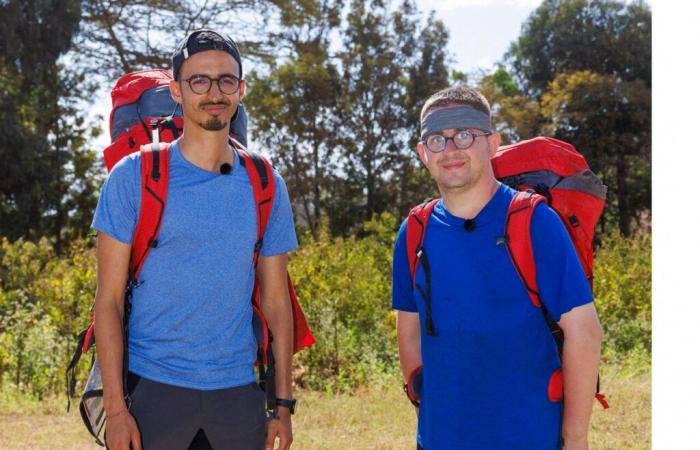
[
  {"left": 76, "top": 0, "right": 273, "bottom": 81},
  {"left": 394, "top": 11, "right": 450, "bottom": 217},
  {"left": 500, "top": 0, "right": 651, "bottom": 235},
  {"left": 249, "top": 0, "right": 450, "bottom": 235},
  {"left": 0, "top": 0, "right": 99, "bottom": 250},
  {"left": 479, "top": 67, "right": 542, "bottom": 145},
  {"left": 506, "top": 0, "right": 651, "bottom": 97},
  {"left": 540, "top": 71, "right": 651, "bottom": 235},
  {"left": 246, "top": 0, "right": 342, "bottom": 239},
  {"left": 330, "top": 0, "right": 450, "bottom": 233}
]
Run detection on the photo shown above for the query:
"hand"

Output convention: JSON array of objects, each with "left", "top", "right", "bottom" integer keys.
[
  {"left": 562, "top": 436, "right": 588, "bottom": 450},
  {"left": 265, "top": 409, "right": 293, "bottom": 450},
  {"left": 106, "top": 409, "right": 141, "bottom": 450}
]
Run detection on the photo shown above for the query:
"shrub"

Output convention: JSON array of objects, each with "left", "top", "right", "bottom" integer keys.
[
  {"left": 0, "top": 221, "right": 651, "bottom": 397},
  {"left": 593, "top": 231, "right": 651, "bottom": 369},
  {"left": 290, "top": 213, "right": 399, "bottom": 392},
  {"left": 0, "top": 237, "right": 95, "bottom": 397}
]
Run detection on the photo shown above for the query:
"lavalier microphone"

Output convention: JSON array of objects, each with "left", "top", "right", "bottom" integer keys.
[
  {"left": 464, "top": 219, "right": 476, "bottom": 232},
  {"left": 220, "top": 163, "right": 232, "bottom": 175}
]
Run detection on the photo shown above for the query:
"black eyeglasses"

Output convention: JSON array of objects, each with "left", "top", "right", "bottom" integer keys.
[
  {"left": 423, "top": 129, "right": 491, "bottom": 153},
  {"left": 182, "top": 74, "right": 241, "bottom": 95}
]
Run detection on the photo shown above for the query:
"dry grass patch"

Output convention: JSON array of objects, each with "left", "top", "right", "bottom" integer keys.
[
  {"left": 0, "top": 370, "right": 648, "bottom": 449},
  {"left": 589, "top": 369, "right": 651, "bottom": 450}
]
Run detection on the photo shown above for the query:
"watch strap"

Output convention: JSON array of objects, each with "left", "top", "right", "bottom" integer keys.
[{"left": 275, "top": 398, "right": 296, "bottom": 414}]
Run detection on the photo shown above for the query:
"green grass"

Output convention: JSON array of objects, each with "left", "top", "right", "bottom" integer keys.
[{"left": 0, "top": 368, "right": 649, "bottom": 449}]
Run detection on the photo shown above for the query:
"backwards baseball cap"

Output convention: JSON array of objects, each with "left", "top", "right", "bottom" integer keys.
[{"left": 171, "top": 29, "right": 242, "bottom": 80}]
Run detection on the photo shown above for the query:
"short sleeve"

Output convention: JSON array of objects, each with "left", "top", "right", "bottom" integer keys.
[
  {"left": 392, "top": 220, "right": 418, "bottom": 312},
  {"left": 91, "top": 155, "right": 141, "bottom": 244},
  {"left": 260, "top": 170, "right": 298, "bottom": 256},
  {"left": 531, "top": 204, "right": 594, "bottom": 321}
]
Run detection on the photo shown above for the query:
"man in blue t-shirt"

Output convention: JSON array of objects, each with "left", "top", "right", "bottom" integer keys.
[
  {"left": 93, "top": 30, "right": 296, "bottom": 450},
  {"left": 393, "top": 86, "right": 603, "bottom": 450}
]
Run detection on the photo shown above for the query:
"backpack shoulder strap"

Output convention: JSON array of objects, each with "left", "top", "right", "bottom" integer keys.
[
  {"left": 406, "top": 199, "right": 439, "bottom": 286},
  {"left": 237, "top": 147, "right": 275, "bottom": 267},
  {"left": 506, "top": 190, "right": 565, "bottom": 351},
  {"left": 504, "top": 190, "right": 545, "bottom": 307},
  {"left": 130, "top": 143, "right": 171, "bottom": 280}
]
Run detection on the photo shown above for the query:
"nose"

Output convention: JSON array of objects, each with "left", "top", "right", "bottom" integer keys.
[
  {"left": 444, "top": 136, "right": 460, "bottom": 153},
  {"left": 207, "top": 81, "right": 224, "bottom": 100}
]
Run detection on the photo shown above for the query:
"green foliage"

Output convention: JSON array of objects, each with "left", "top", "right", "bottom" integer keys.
[
  {"left": 0, "top": 0, "right": 101, "bottom": 251},
  {"left": 0, "top": 223, "right": 650, "bottom": 397},
  {"left": 506, "top": 0, "right": 651, "bottom": 97},
  {"left": 593, "top": 231, "right": 651, "bottom": 369},
  {"left": 248, "top": 0, "right": 450, "bottom": 237},
  {"left": 479, "top": 68, "right": 543, "bottom": 144},
  {"left": 289, "top": 213, "right": 399, "bottom": 392},
  {"left": 490, "top": 67, "right": 518, "bottom": 97},
  {"left": 0, "top": 238, "right": 95, "bottom": 397},
  {"left": 246, "top": 0, "right": 342, "bottom": 240}
]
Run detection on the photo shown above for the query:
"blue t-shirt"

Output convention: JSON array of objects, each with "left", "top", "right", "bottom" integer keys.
[
  {"left": 392, "top": 183, "right": 593, "bottom": 450},
  {"left": 92, "top": 140, "right": 298, "bottom": 390}
]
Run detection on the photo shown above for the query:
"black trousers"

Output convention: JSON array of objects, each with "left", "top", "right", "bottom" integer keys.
[{"left": 124, "top": 373, "right": 266, "bottom": 450}]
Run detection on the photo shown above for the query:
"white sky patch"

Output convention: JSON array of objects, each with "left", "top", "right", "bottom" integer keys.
[
  {"left": 416, "top": 0, "right": 538, "bottom": 74},
  {"left": 426, "top": 0, "right": 542, "bottom": 12}
]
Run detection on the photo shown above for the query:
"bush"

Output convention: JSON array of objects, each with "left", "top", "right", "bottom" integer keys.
[
  {"left": 290, "top": 213, "right": 399, "bottom": 392},
  {"left": 0, "top": 237, "right": 95, "bottom": 398},
  {"left": 593, "top": 231, "right": 651, "bottom": 369},
  {"left": 0, "top": 221, "right": 651, "bottom": 397}
]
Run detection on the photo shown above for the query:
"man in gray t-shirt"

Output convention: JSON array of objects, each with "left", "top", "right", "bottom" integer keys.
[{"left": 93, "top": 30, "right": 297, "bottom": 450}]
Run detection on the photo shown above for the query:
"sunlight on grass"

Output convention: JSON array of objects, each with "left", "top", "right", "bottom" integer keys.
[{"left": 0, "top": 368, "right": 649, "bottom": 449}]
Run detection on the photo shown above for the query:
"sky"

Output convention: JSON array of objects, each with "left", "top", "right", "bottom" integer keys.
[{"left": 413, "top": 0, "right": 541, "bottom": 74}]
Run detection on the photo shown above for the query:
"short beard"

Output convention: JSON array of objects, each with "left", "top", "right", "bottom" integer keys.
[
  {"left": 438, "top": 164, "right": 481, "bottom": 194},
  {"left": 199, "top": 118, "right": 227, "bottom": 131}
]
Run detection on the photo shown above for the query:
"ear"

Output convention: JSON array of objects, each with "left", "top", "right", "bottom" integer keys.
[
  {"left": 487, "top": 132, "right": 501, "bottom": 157},
  {"left": 238, "top": 79, "right": 247, "bottom": 99},
  {"left": 417, "top": 141, "right": 429, "bottom": 166},
  {"left": 169, "top": 80, "right": 182, "bottom": 105}
]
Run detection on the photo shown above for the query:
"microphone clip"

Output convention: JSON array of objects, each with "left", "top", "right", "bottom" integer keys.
[{"left": 220, "top": 163, "right": 233, "bottom": 175}]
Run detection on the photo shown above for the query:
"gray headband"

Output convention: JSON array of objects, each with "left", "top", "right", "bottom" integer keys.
[{"left": 421, "top": 106, "right": 491, "bottom": 141}]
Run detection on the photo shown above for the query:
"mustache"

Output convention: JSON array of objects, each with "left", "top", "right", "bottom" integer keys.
[
  {"left": 439, "top": 155, "right": 468, "bottom": 164},
  {"left": 199, "top": 100, "right": 231, "bottom": 107}
]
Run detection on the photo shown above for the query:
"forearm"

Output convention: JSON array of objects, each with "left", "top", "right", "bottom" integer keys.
[
  {"left": 94, "top": 293, "right": 128, "bottom": 415},
  {"left": 561, "top": 323, "right": 602, "bottom": 441},
  {"left": 263, "top": 293, "right": 293, "bottom": 400},
  {"left": 397, "top": 311, "right": 422, "bottom": 381}
]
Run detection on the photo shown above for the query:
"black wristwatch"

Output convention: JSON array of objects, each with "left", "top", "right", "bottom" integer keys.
[{"left": 275, "top": 398, "right": 297, "bottom": 414}]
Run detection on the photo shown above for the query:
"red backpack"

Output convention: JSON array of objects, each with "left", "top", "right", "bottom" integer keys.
[
  {"left": 403, "top": 137, "right": 608, "bottom": 412},
  {"left": 103, "top": 68, "right": 249, "bottom": 172},
  {"left": 67, "top": 70, "right": 314, "bottom": 446}
]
